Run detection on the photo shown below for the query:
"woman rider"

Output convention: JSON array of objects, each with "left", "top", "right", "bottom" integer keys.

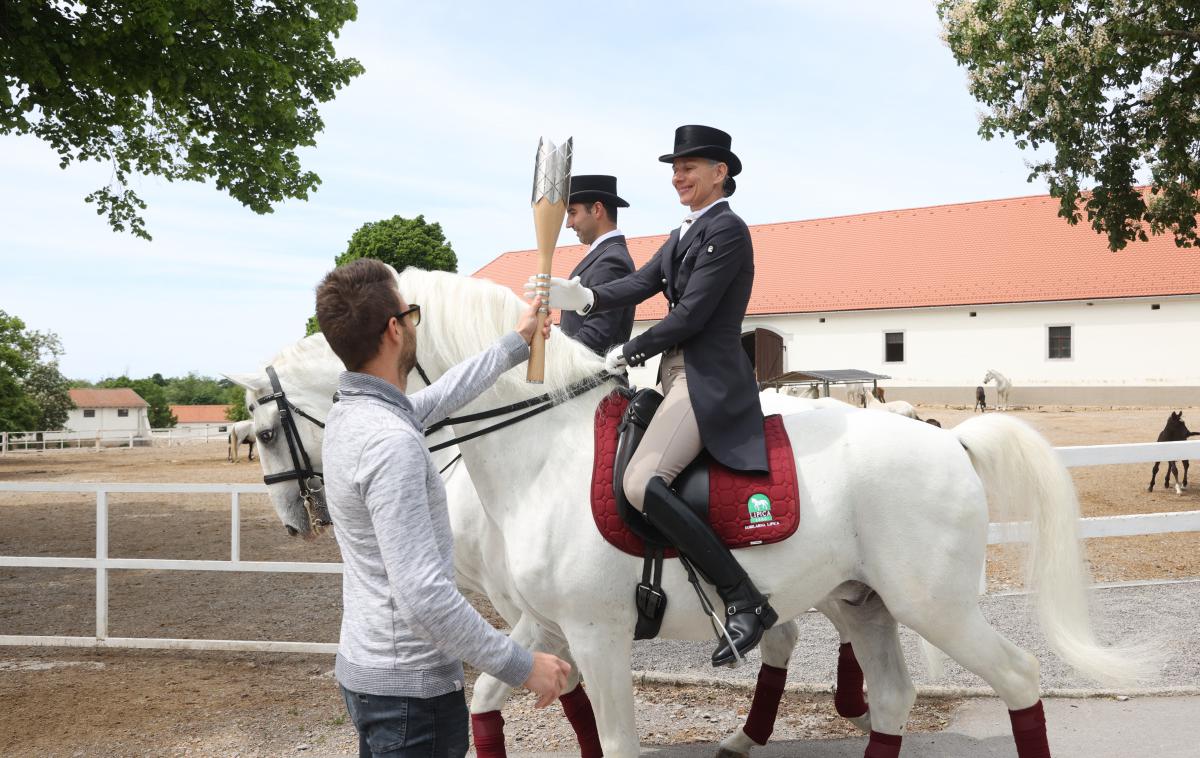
[{"left": 532, "top": 125, "right": 774, "bottom": 666}]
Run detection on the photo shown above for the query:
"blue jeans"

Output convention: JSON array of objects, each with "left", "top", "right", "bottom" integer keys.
[{"left": 340, "top": 686, "right": 469, "bottom": 758}]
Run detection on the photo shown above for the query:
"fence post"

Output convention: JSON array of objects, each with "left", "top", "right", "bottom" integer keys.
[
  {"left": 231, "top": 491, "right": 240, "bottom": 562},
  {"left": 1, "top": 432, "right": 6, "bottom": 455},
  {"left": 96, "top": 489, "right": 108, "bottom": 640}
]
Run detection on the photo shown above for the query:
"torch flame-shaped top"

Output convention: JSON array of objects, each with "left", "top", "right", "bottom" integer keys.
[{"left": 531, "top": 137, "right": 573, "bottom": 205}]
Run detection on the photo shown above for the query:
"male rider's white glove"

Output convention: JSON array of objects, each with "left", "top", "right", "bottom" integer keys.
[
  {"left": 604, "top": 345, "right": 628, "bottom": 376},
  {"left": 523, "top": 275, "right": 595, "bottom": 314}
]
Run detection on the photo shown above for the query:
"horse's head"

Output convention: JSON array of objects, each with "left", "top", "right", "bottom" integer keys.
[
  {"left": 982, "top": 370, "right": 995, "bottom": 384},
  {"left": 225, "top": 333, "right": 342, "bottom": 539}
]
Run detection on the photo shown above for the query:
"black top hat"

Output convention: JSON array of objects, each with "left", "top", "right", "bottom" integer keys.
[
  {"left": 658, "top": 125, "right": 741, "bottom": 177},
  {"left": 568, "top": 175, "right": 630, "bottom": 207}
]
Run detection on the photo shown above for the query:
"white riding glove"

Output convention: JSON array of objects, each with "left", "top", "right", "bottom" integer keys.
[
  {"left": 604, "top": 345, "right": 628, "bottom": 376},
  {"left": 523, "top": 275, "right": 595, "bottom": 314}
]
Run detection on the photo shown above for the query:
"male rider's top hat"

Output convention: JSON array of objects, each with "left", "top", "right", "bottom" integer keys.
[
  {"left": 568, "top": 174, "right": 630, "bottom": 207},
  {"left": 658, "top": 125, "right": 742, "bottom": 177}
]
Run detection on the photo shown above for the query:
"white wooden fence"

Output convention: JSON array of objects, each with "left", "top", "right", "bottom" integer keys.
[
  {"left": 1, "top": 425, "right": 234, "bottom": 453},
  {"left": 1, "top": 439, "right": 1199, "bottom": 655}
]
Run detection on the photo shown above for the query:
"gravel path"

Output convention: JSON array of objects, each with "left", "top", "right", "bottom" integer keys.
[{"left": 630, "top": 579, "right": 1200, "bottom": 693}]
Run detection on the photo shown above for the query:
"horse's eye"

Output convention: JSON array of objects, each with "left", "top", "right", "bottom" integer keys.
[{"left": 257, "top": 429, "right": 274, "bottom": 443}]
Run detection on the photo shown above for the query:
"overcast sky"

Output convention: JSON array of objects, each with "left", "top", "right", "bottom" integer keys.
[{"left": 1, "top": 0, "right": 1050, "bottom": 381}]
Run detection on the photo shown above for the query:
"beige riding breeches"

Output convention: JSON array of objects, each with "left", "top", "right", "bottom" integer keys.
[{"left": 622, "top": 347, "right": 705, "bottom": 511}]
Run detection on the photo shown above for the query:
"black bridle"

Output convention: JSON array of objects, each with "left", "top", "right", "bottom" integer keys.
[
  {"left": 257, "top": 365, "right": 331, "bottom": 533},
  {"left": 412, "top": 361, "right": 615, "bottom": 453}
]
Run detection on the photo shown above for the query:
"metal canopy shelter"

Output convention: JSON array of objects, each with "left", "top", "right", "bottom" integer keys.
[{"left": 759, "top": 369, "right": 891, "bottom": 397}]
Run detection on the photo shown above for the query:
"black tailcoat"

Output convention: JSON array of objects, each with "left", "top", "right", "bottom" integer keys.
[
  {"left": 589, "top": 203, "right": 766, "bottom": 473},
  {"left": 559, "top": 235, "right": 636, "bottom": 355}
]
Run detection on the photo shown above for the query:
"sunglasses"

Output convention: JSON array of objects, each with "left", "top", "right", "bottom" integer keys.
[{"left": 384, "top": 304, "right": 421, "bottom": 332}]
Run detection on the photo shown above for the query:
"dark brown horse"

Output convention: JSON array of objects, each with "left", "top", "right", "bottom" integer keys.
[
  {"left": 974, "top": 385, "right": 987, "bottom": 413},
  {"left": 1148, "top": 411, "right": 1200, "bottom": 493}
]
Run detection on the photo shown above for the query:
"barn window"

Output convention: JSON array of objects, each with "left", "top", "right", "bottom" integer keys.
[
  {"left": 1048, "top": 325, "right": 1072, "bottom": 359},
  {"left": 83, "top": 409, "right": 95, "bottom": 418},
  {"left": 884, "top": 331, "right": 904, "bottom": 363},
  {"left": 117, "top": 409, "right": 129, "bottom": 417}
]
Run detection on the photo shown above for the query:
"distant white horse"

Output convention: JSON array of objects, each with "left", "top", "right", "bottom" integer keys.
[
  {"left": 844, "top": 382, "right": 868, "bottom": 407},
  {"left": 226, "top": 419, "right": 255, "bottom": 462},
  {"left": 387, "top": 268, "right": 1156, "bottom": 757},
  {"left": 984, "top": 368, "right": 1012, "bottom": 411},
  {"left": 230, "top": 335, "right": 892, "bottom": 756},
  {"left": 863, "top": 388, "right": 920, "bottom": 419},
  {"left": 782, "top": 383, "right": 820, "bottom": 399}
]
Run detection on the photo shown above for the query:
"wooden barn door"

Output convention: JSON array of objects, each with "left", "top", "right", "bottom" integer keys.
[{"left": 742, "top": 328, "right": 784, "bottom": 383}]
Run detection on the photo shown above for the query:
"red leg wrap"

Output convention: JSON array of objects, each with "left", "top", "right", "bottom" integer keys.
[
  {"left": 1009, "top": 700, "right": 1051, "bottom": 758},
  {"left": 864, "top": 731, "right": 902, "bottom": 758},
  {"left": 836, "top": 642, "right": 869, "bottom": 718},
  {"left": 743, "top": 663, "right": 788, "bottom": 745},
  {"left": 470, "top": 710, "right": 507, "bottom": 758},
  {"left": 559, "top": 684, "right": 603, "bottom": 758}
]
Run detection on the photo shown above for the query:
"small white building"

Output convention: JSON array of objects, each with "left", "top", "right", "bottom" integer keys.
[
  {"left": 478, "top": 191, "right": 1200, "bottom": 406},
  {"left": 168, "top": 405, "right": 233, "bottom": 439},
  {"left": 66, "top": 388, "right": 150, "bottom": 436}
]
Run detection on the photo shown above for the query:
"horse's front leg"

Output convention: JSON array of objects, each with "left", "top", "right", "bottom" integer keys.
[
  {"left": 565, "top": 622, "right": 639, "bottom": 758},
  {"left": 469, "top": 615, "right": 542, "bottom": 757},
  {"left": 1183, "top": 460, "right": 1189, "bottom": 490},
  {"left": 1148, "top": 461, "right": 1160, "bottom": 492},
  {"left": 718, "top": 620, "right": 800, "bottom": 758}
]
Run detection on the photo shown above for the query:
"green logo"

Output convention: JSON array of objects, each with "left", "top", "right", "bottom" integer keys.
[{"left": 747, "top": 493, "right": 773, "bottom": 524}]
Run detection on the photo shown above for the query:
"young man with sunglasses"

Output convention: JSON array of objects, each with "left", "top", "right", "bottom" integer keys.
[{"left": 316, "top": 259, "right": 566, "bottom": 758}]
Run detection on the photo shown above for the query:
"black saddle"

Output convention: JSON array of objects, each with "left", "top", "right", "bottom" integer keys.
[{"left": 613, "top": 388, "right": 710, "bottom": 547}]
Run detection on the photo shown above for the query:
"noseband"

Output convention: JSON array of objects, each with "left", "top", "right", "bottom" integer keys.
[{"left": 258, "top": 365, "right": 329, "bottom": 533}]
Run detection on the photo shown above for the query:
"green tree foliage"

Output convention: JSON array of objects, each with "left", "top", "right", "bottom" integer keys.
[
  {"left": 224, "top": 383, "right": 250, "bottom": 422},
  {"left": 0, "top": 310, "right": 72, "bottom": 432},
  {"left": 938, "top": 1, "right": 1200, "bottom": 251},
  {"left": 306, "top": 214, "right": 458, "bottom": 335},
  {"left": 1, "top": 0, "right": 364, "bottom": 239},
  {"left": 164, "top": 371, "right": 227, "bottom": 405}
]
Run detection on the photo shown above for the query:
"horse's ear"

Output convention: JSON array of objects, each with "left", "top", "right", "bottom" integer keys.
[{"left": 223, "top": 372, "right": 264, "bottom": 392}]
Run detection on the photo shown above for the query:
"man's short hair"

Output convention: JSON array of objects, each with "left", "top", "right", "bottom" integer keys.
[
  {"left": 587, "top": 200, "right": 617, "bottom": 224},
  {"left": 315, "top": 258, "right": 401, "bottom": 371}
]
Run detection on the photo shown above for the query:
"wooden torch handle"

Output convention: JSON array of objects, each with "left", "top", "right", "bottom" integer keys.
[{"left": 528, "top": 197, "right": 565, "bottom": 383}]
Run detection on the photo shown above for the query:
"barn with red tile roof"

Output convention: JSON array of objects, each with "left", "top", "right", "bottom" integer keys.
[{"left": 475, "top": 192, "right": 1199, "bottom": 406}]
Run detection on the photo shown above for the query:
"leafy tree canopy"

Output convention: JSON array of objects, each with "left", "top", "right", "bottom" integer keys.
[
  {"left": 0, "top": 309, "right": 71, "bottom": 432},
  {"left": 938, "top": 0, "right": 1200, "bottom": 250},
  {"left": 1, "top": 0, "right": 364, "bottom": 239},
  {"left": 306, "top": 214, "right": 458, "bottom": 335},
  {"left": 94, "top": 375, "right": 176, "bottom": 428}
]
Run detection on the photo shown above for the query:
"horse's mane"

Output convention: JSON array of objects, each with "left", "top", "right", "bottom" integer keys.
[
  {"left": 267, "top": 331, "right": 340, "bottom": 374},
  {"left": 396, "top": 267, "right": 608, "bottom": 401}
]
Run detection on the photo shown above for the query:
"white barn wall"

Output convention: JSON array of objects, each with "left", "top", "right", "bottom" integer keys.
[
  {"left": 66, "top": 407, "right": 148, "bottom": 434},
  {"left": 625, "top": 294, "right": 1200, "bottom": 406}
]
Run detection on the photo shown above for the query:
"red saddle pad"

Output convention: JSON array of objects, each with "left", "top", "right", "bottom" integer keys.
[{"left": 590, "top": 390, "right": 800, "bottom": 558}]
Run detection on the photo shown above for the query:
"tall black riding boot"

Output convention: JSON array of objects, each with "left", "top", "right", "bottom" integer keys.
[{"left": 642, "top": 476, "right": 778, "bottom": 666}]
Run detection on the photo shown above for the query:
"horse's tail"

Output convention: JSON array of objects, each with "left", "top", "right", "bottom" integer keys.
[
  {"left": 228, "top": 426, "right": 237, "bottom": 462},
  {"left": 953, "top": 413, "right": 1162, "bottom": 686}
]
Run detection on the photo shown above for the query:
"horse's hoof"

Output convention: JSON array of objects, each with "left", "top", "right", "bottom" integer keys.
[{"left": 848, "top": 709, "right": 872, "bottom": 734}]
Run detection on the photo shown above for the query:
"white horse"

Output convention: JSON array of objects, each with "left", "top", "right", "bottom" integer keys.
[
  {"left": 863, "top": 388, "right": 920, "bottom": 420},
  {"left": 984, "top": 369, "right": 1013, "bottom": 411},
  {"left": 386, "top": 267, "right": 1157, "bottom": 757},
  {"left": 228, "top": 334, "right": 889, "bottom": 757},
  {"left": 844, "top": 382, "right": 868, "bottom": 408},
  {"left": 226, "top": 419, "right": 256, "bottom": 462}
]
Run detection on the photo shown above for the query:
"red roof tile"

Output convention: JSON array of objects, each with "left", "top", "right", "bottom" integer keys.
[
  {"left": 169, "top": 405, "right": 232, "bottom": 424},
  {"left": 473, "top": 192, "right": 1200, "bottom": 320},
  {"left": 68, "top": 388, "right": 147, "bottom": 408}
]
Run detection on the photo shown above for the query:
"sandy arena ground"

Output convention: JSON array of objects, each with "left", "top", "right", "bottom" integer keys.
[{"left": 1, "top": 405, "right": 1197, "bottom": 756}]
